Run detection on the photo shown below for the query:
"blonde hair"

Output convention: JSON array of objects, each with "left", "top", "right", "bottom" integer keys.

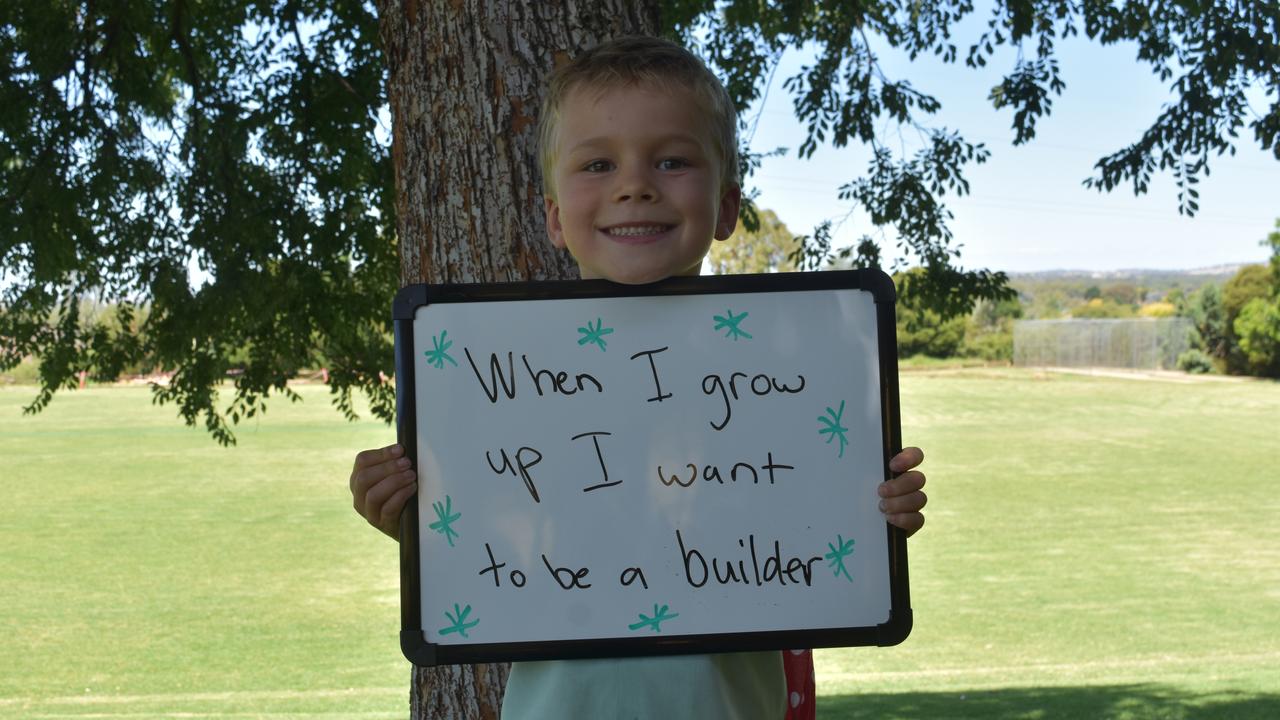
[{"left": 537, "top": 36, "right": 740, "bottom": 199}]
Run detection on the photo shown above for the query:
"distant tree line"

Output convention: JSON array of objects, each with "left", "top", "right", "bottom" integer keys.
[{"left": 713, "top": 211, "right": 1280, "bottom": 377}]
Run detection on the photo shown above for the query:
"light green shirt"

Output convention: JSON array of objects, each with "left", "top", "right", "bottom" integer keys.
[{"left": 500, "top": 652, "right": 785, "bottom": 720}]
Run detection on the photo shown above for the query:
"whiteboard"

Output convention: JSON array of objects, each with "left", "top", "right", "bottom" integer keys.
[{"left": 393, "top": 271, "right": 910, "bottom": 666}]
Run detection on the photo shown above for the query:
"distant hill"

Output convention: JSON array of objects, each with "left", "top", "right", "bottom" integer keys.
[
  {"left": 1008, "top": 265, "right": 1247, "bottom": 283},
  {"left": 1006, "top": 265, "right": 1257, "bottom": 318}
]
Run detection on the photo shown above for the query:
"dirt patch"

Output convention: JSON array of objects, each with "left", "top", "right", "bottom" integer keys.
[{"left": 1036, "top": 366, "right": 1258, "bottom": 384}]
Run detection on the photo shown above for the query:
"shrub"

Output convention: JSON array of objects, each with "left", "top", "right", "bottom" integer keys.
[
  {"left": 1139, "top": 302, "right": 1177, "bottom": 318},
  {"left": 1177, "top": 349, "right": 1214, "bottom": 374},
  {"left": 897, "top": 306, "right": 965, "bottom": 357},
  {"left": 1072, "top": 297, "right": 1135, "bottom": 318},
  {"left": 1234, "top": 297, "right": 1280, "bottom": 378},
  {"left": 962, "top": 330, "right": 1013, "bottom": 362}
]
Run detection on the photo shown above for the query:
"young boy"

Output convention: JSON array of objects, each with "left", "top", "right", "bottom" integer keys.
[{"left": 349, "top": 36, "right": 927, "bottom": 719}]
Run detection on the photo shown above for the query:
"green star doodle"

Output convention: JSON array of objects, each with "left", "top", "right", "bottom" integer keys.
[
  {"left": 428, "top": 495, "right": 461, "bottom": 547},
  {"left": 628, "top": 603, "right": 679, "bottom": 633},
  {"left": 713, "top": 309, "right": 752, "bottom": 341},
  {"left": 423, "top": 330, "right": 458, "bottom": 369},
  {"left": 440, "top": 603, "right": 480, "bottom": 638},
  {"left": 577, "top": 318, "right": 614, "bottom": 351},
  {"left": 818, "top": 400, "right": 850, "bottom": 458},
  {"left": 825, "top": 534, "right": 855, "bottom": 582}
]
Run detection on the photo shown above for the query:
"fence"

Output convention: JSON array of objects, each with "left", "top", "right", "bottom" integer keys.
[{"left": 1013, "top": 318, "right": 1193, "bottom": 370}]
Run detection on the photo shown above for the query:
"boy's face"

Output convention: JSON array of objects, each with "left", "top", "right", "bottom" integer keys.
[{"left": 544, "top": 84, "right": 740, "bottom": 284}]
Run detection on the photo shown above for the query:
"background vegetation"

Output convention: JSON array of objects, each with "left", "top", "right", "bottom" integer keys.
[{"left": 699, "top": 213, "right": 1280, "bottom": 377}]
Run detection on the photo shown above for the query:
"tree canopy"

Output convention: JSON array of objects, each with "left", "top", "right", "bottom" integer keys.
[
  {"left": 706, "top": 207, "right": 799, "bottom": 274},
  {"left": 2, "top": 0, "right": 395, "bottom": 443},
  {"left": 1230, "top": 221, "right": 1280, "bottom": 377},
  {"left": 3, "top": 0, "right": 1277, "bottom": 441}
]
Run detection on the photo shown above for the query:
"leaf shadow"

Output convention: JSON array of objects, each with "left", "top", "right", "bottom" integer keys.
[{"left": 819, "top": 684, "right": 1280, "bottom": 719}]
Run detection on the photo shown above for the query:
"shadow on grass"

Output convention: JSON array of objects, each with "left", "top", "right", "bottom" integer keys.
[{"left": 820, "top": 684, "right": 1280, "bottom": 719}]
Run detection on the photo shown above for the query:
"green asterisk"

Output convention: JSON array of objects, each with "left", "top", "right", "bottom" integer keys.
[
  {"left": 577, "top": 317, "right": 614, "bottom": 351},
  {"left": 825, "top": 534, "right": 855, "bottom": 582},
  {"left": 423, "top": 330, "right": 458, "bottom": 369},
  {"left": 440, "top": 603, "right": 480, "bottom": 638},
  {"left": 818, "top": 400, "right": 849, "bottom": 458},
  {"left": 428, "top": 495, "right": 461, "bottom": 547},
  {"left": 713, "top": 309, "right": 752, "bottom": 341},
  {"left": 628, "top": 603, "right": 679, "bottom": 633}
]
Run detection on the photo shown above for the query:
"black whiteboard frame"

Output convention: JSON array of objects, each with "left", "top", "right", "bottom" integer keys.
[{"left": 393, "top": 269, "right": 910, "bottom": 667}]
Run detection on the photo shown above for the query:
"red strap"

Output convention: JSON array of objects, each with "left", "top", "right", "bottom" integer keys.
[{"left": 781, "top": 649, "right": 815, "bottom": 719}]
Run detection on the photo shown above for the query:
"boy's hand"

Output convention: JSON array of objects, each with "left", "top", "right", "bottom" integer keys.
[
  {"left": 350, "top": 444, "right": 417, "bottom": 540},
  {"left": 880, "top": 447, "right": 927, "bottom": 537}
]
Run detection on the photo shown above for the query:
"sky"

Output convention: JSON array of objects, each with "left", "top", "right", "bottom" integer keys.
[{"left": 738, "top": 15, "right": 1278, "bottom": 274}]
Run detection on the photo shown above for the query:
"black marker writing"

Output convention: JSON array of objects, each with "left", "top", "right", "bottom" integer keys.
[
  {"left": 629, "top": 347, "right": 673, "bottom": 402},
  {"left": 658, "top": 463, "right": 697, "bottom": 488},
  {"left": 572, "top": 431, "right": 618, "bottom": 492},
  {"left": 676, "top": 530, "right": 822, "bottom": 589},
  {"left": 522, "top": 354, "right": 603, "bottom": 396},
  {"left": 760, "top": 453, "right": 796, "bottom": 484},
  {"left": 702, "top": 371, "right": 807, "bottom": 431},
  {"left": 619, "top": 567, "right": 649, "bottom": 589},
  {"left": 478, "top": 542, "right": 527, "bottom": 588},
  {"left": 465, "top": 347, "right": 604, "bottom": 403},
  {"left": 466, "top": 348, "right": 517, "bottom": 403},
  {"left": 542, "top": 555, "right": 592, "bottom": 589},
  {"left": 486, "top": 446, "right": 543, "bottom": 502},
  {"left": 657, "top": 452, "right": 794, "bottom": 487}
]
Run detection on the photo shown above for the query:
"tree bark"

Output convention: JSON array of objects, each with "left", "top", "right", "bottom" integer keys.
[{"left": 375, "top": 1, "right": 658, "bottom": 717}]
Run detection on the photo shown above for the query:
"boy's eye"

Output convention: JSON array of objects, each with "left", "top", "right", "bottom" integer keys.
[
  {"left": 657, "top": 158, "right": 689, "bottom": 170},
  {"left": 582, "top": 159, "right": 613, "bottom": 173}
]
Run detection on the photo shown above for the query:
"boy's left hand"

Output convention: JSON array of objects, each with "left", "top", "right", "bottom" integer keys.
[{"left": 880, "top": 447, "right": 927, "bottom": 537}]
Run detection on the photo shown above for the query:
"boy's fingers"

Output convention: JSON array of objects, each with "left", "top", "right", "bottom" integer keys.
[
  {"left": 361, "top": 469, "right": 416, "bottom": 518},
  {"left": 353, "top": 444, "right": 404, "bottom": 471},
  {"left": 350, "top": 454, "right": 413, "bottom": 497},
  {"left": 878, "top": 469, "right": 925, "bottom": 498},
  {"left": 888, "top": 446, "right": 924, "bottom": 473},
  {"left": 882, "top": 448, "right": 926, "bottom": 538},
  {"left": 879, "top": 490, "right": 927, "bottom": 515},
  {"left": 886, "top": 512, "right": 925, "bottom": 537},
  {"left": 379, "top": 482, "right": 419, "bottom": 534}
]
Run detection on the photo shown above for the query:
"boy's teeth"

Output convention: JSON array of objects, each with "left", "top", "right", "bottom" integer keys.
[{"left": 608, "top": 225, "right": 666, "bottom": 236}]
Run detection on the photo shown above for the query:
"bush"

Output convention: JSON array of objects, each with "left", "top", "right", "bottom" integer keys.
[
  {"left": 957, "top": 297, "right": 1021, "bottom": 362},
  {"left": 962, "top": 330, "right": 1013, "bottom": 362},
  {"left": 1139, "top": 301, "right": 1177, "bottom": 318},
  {"left": 1072, "top": 297, "right": 1134, "bottom": 318},
  {"left": 1177, "top": 349, "right": 1214, "bottom": 374},
  {"left": 1222, "top": 264, "right": 1274, "bottom": 374},
  {"left": 893, "top": 268, "right": 967, "bottom": 358},
  {"left": 897, "top": 307, "right": 965, "bottom": 357},
  {"left": 1234, "top": 297, "right": 1280, "bottom": 378},
  {"left": 1180, "top": 284, "right": 1229, "bottom": 361},
  {"left": 0, "top": 356, "right": 43, "bottom": 385}
]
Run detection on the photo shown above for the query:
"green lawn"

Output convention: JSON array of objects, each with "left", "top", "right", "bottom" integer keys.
[
  {"left": 0, "top": 384, "right": 405, "bottom": 719},
  {"left": 817, "top": 368, "right": 1280, "bottom": 718},
  {"left": 2, "top": 371, "right": 1277, "bottom": 719}
]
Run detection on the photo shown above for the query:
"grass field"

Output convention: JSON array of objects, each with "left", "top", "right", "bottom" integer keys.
[{"left": 1, "top": 370, "right": 1277, "bottom": 719}]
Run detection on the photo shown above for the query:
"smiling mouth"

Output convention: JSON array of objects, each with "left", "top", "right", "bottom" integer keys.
[{"left": 603, "top": 224, "right": 674, "bottom": 238}]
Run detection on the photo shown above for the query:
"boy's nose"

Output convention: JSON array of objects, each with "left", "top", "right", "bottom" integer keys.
[{"left": 613, "top": 169, "right": 659, "bottom": 203}]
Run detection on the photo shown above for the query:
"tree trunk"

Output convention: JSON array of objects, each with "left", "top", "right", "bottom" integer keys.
[{"left": 375, "top": 1, "right": 658, "bottom": 717}]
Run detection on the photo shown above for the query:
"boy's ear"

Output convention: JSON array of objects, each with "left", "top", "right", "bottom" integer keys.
[
  {"left": 714, "top": 184, "right": 742, "bottom": 241},
  {"left": 544, "top": 196, "right": 566, "bottom": 249}
]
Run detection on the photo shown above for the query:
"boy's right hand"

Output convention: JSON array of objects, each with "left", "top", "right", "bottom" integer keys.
[{"left": 350, "top": 444, "right": 417, "bottom": 540}]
